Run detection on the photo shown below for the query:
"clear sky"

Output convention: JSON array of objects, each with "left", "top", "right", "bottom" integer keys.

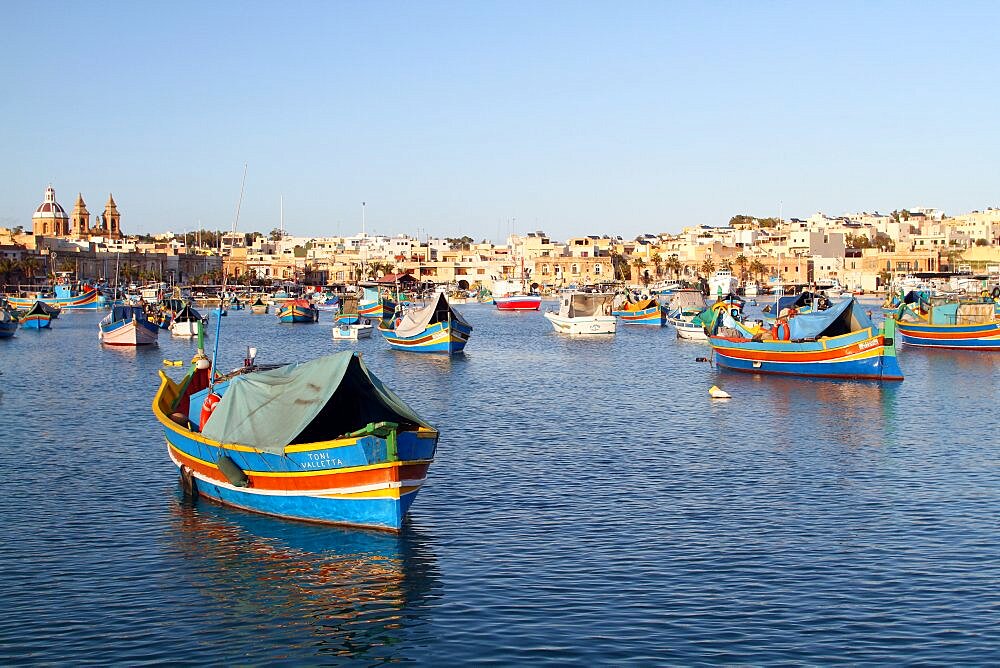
[{"left": 2, "top": 1, "right": 998, "bottom": 242}]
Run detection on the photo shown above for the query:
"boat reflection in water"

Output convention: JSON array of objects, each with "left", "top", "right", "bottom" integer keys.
[{"left": 166, "top": 499, "right": 440, "bottom": 662}]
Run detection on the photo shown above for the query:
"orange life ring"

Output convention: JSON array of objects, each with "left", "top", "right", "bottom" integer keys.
[
  {"left": 776, "top": 321, "right": 791, "bottom": 341},
  {"left": 199, "top": 392, "right": 222, "bottom": 430}
]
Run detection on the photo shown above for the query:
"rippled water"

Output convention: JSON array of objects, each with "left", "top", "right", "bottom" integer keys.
[{"left": 1, "top": 301, "right": 997, "bottom": 664}]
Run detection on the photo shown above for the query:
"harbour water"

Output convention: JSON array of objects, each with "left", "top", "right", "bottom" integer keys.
[{"left": 0, "top": 302, "right": 997, "bottom": 664}]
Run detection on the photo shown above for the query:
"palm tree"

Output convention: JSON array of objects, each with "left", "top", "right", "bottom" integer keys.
[
  {"left": 734, "top": 254, "right": 748, "bottom": 283},
  {"left": 720, "top": 259, "right": 733, "bottom": 271},
  {"left": 0, "top": 258, "right": 17, "bottom": 287},
  {"left": 665, "top": 255, "right": 682, "bottom": 280},
  {"left": 700, "top": 258, "right": 715, "bottom": 277},
  {"left": 749, "top": 259, "right": 766, "bottom": 283},
  {"left": 650, "top": 252, "right": 662, "bottom": 279},
  {"left": 18, "top": 257, "right": 40, "bottom": 285},
  {"left": 632, "top": 257, "right": 647, "bottom": 286}
]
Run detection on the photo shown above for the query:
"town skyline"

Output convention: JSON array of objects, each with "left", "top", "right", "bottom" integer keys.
[{"left": 4, "top": 3, "right": 1000, "bottom": 240}]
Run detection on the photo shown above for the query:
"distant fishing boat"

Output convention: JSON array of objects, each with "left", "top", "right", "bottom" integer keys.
[
  {"left": 666, "top": 289, "right": 710, "bottom": 340},
  {"left": 8, "top": 284, "right": 101, "bottom": 311},
  {"left": 19, "top": 301, "right": 52, "bottom": 329},
  {"left": 153, "top": 351, "right": 439, "bottom": 531},
  {"left": 170, "top": 304, "right": 205, "bottom": 338},
  {"left": 0, "top": 302, "right": 17, "bottom": 338},
  {"left": 378, "top": 293, "right": 472, "bottom": 354},
  {"left": 277, "top": 298, "right": 319, "bottom": 324},
  {"left": 337, "top": 295, "right": 361, "bottom": 324},
  {"left": 544, "top": 292, "right": 616, "bottom": 335},
  {"left": 709, "top": 297, "right": 903, "bottom": 380},
  {"left": 494, "top": 294, "right": 542, "bottom": 310},
  {"left": 612, "top": 297, "right": 665, "bottom": 326},
  {"left": 894, "top": 297, "right": 1000, "bottom": 351},
  {"left": 99, "top": 305, "right": 159, "bottom": 346},
  {"left": 250, "top": 295, "right": 269, "bottom": 315},
  {"left": 359, "top": 286, "right": 394, "bottom": 319}
]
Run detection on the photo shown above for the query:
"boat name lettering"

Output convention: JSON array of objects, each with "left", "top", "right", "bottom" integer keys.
[
  {"left": 858, "top": 338, "right": 880, "bottom": 351},
  {"left": 300, "top": 452, "right": 344, "bottom": 468}
]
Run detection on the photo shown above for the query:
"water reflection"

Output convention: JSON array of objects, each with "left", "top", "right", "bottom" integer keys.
[{"left": 166, "top": 498, "right": 440, "bottom": 661}]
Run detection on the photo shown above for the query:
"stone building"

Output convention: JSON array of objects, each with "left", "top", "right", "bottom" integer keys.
[{"left": 31, "top": 186, "right": 123, "bottom": 240}]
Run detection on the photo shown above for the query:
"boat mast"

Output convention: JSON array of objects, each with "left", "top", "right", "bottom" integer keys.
[{"left": 210, "top": 163, "right": 246, "bottom": 385}]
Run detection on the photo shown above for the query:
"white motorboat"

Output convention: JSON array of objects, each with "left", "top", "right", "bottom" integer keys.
[
  {"left": 332, "top": 321, "right": 374, "bottom": 340},
  {"left": 543, "top": 292, "right": 616, "bottom": 335}
]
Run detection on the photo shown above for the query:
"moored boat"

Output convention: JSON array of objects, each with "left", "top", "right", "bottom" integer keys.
[
  {"left": 170, "top": 304, "right": 205, "bottom": 338},
  {"left": 332, "top": 321, "right": 374, "bottom": 340},
  {"left": 359, "top": 286, "right": 394, "bottom": 319},
  {"left": 153, "top": 351, "right": 438, "bottom": 531},
  {"left": 378, "top": 293, "right": 472, "bottom": 354},
  {"left": 0, "top": 302, "right": 17, "bottom": 338},
  {"left": 250, "top": 295, "right": 269, "bottom": 314},
  {"left": 277, "top": 298, "right": 320, "bottom": 323},
  {"left": 666, "top": 289, "right": 710, "bottom": 340},
  {"left": 19, "top": 301, "right": 53, "bottom": 329},
  {"left": 99, "top": 305, "right": 159, "bottom": 346},
  {"left": 494, "top": 294, "right": 542, "bottom": 311},
  {"left": 544, "top": 292, "right": 616, "bottom": 335},
  {"left": 612, "top": 297, "right": 665, "bottom": 326},
  {"left": 8, "top": 284, "right": 101, "bottom": 311},
  {"left": 709, "top": 297, "right": 902, "bottom": 380},
  {"left": 894, "top": 297, "right": 1000, "bottom": 351}
]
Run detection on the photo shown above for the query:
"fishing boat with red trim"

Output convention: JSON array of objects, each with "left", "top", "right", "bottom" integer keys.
[
  {"left": 7, "top": 283, "right": 101, "bottom": 311},
  {"left": 276, "top": 298, "right": 319, "bottom": 323},
  {"left": 19, "top": 301, "right": 52, "bottom": 329},
  {"left": 708, "top": 297, "right": 903, "bottom": 381},
  {"left": 378, "top": 292, "right": 472, "bottom": 353},
  {"left": 893, "top": 296, "right": 1000, "bottom": 351},
  {"left": 612, "top": 296, "right": 666, "bottom": 326},
  {"left": 153, "top": 349, "right": 439, "bottom": 531}
]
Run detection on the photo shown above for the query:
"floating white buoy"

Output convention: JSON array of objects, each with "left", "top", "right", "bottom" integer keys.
[{"left": 709, "top": 385, "right": 732, "bottom": 399}]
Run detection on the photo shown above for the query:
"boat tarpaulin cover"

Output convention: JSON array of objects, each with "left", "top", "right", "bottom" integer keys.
[
  {"left": 787, "top": 297, "right": 870, "bottom": 340},
  {"left": 392, "top": 293, "right": 471, "bottom": 337},
  {"left": 201, "top": 352, "right": 431, "bottom": 454}
]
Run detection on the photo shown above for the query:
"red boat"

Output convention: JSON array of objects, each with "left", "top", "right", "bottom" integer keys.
[{"left": 494, "top": 295, "right": 542, "bottom": 311}]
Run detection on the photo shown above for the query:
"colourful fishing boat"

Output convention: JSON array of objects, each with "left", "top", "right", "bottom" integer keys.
[
  {"left": 612, "top": 297, "right": 666, "bottom": 325},
  {"left": 359, "top": 286, "right": 394, "bottom": 319},
  {"left": 337, "top": 295, "right": 361, "bottom": 324},
  {"left": 99, "top": 305, "right": 160, "bottom": 346},
  {"left": 19, "top": 301, "right": 52, "bottom": 329},
  {"left": 709, "top": 297, "right": 903, "bottom": 381},
  {"left": 277, "top": 298, "right": 319, "bottom": 323},
  {"left": 8, "top": 284, "right": 101, "bottom": 311},
  {"left": 378, "top": 293, "right": 472, "bottom": 354},
  {"left": 894, "top": 298, "right": 1000, "bottom": 351},
  {"left": 250, "top": 295, "right": 269, "bottom": 314},
  {"left": 153, "top": 351, "right": 438, "bottom": 531}
]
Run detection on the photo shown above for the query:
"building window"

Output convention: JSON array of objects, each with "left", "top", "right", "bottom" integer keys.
[
  {"left": 594, "top": 263, "right": 602, "bottom": 275},
  {"left": 571, "top": 263, "right": 579, "bottom": 275}
]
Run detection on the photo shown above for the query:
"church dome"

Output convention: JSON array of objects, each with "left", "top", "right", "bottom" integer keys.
[{"left": 33, "top": 186, "right": 69, "bottom": 219}]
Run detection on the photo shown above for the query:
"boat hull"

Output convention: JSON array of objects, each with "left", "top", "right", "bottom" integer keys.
[
  {"left": 154, "top": 373, "right": 438, "bottom": 531},
  {"left": 896, "top": 320, "right": 1000, "bottom": 351},
  {"left": 668, "top": 316, "right": 709, "bottom": 340},
  {"left": 614, "top": 306, "right": 666, "bottom": 326},
  {"left": 20, "top": 314, "right": 51, "bottom": 329},
  {"left": 170, "top": 320, "right": 201, "bottom": 337},
  {"left": 8, "top": 287, "right": 100, "bottom": 311},
  {"left": 378, "top": 319, "right": 472, "bottom": 353},
  {"left": 277, "top": 305, "right": 319, "bottom": 323},
  {"left": 0, "top": 321, "right": 16, "bottom": 338},
  {"left": 710, "top": 326, "right": 903, "bottom": 380},
  {"left": 544, "top": 312, "right": 617, "bottom": 335},
  {"left": 333, "top": 323, "right": 374, "bottom": 340},
  {"left": 494, "top": 295, "right": 541, "bottom": 311},
  {"left": 100, "top": 318, "right": 160, "bottom": 346},
  {"left": 250, "top": 304, "right": 269, "bottom": 314}
]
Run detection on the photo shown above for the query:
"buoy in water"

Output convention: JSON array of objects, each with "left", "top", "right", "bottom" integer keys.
[
  {"left": 709, "top": 385, "right": 732, "bottom": 399},
  {"left": 163, "top": 359, "right": 183, "bottom": 366}
]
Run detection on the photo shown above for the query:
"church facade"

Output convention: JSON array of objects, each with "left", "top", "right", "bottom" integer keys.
[{"left": 32, "top": 186, "right": 123, "bottom": 240}]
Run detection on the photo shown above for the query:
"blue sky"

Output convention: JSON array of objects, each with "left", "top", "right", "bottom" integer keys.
[{"left": 2, "top": 1, "right": 998, "bottom": 242}]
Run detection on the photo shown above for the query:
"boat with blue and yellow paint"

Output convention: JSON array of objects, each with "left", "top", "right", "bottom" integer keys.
[
  {"left": 378, "top": 292, "right": 472, "bottom": 354},
  {"left": 8, "top": 283, "right": 101, "bottom": 311},
  {"left": 153, "top": 351, "right": 438, "bottom": 531},
  {"left": 276, "top": 298, "right": 319, "bottom": 323}
]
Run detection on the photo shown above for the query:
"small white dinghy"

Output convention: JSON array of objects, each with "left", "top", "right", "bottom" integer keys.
[{"left": 332, "top": 322, "right": 374, "bottom": 340}]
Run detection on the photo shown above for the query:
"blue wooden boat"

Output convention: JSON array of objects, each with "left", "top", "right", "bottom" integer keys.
[
  {"left": 153, "top": 351, "right": 439, "bottom": 531},
  {"left": 894, "top": 297, "right": 1000, "bottom": 351},
  {"left": 20, "top": 301, "right": 52, "bottom": 329},
  {"left": 378, "top": 293, "right": 472, "bottom": 354},
  {"left": 612, "top": 297, "right": 666, "bottom": 326},
  {"left": 359, "top": 286, "right": 394, "bottom": 320},
  {"left": 709, "top": 297, "right": 903, "bottom": 381},
  {"left": 277, "top": 299, "right": 319, "bottom": 323},
  {"left": 8, "top": 284, "right": 101, "bottom": 310}
]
